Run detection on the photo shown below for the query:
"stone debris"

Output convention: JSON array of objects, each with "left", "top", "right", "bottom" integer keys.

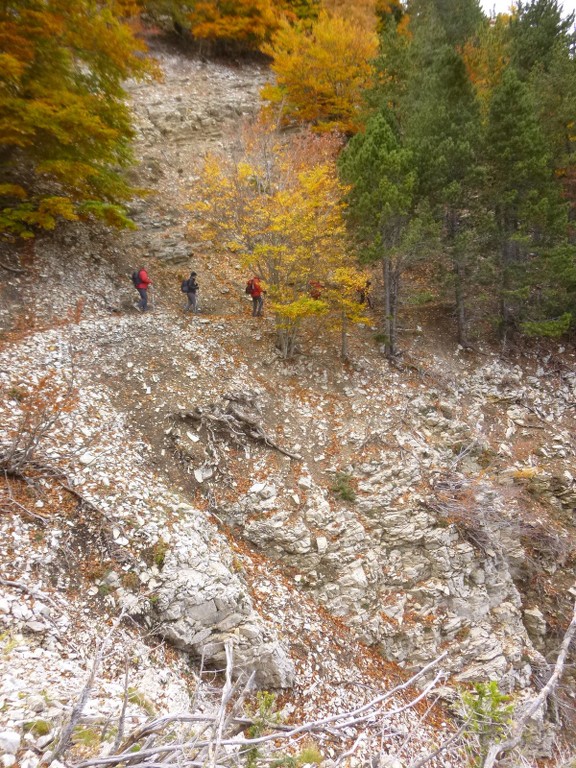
[{"left": 0, "top": 33, "right": 575, "bottom": 768}]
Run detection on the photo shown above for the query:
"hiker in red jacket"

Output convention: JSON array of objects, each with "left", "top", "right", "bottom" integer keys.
[
  {"left": 246, "top": 275, "right": 264, "bottom": 317},
  {"left": 134, "top": 267, "right": 152, "bottom": 312}
]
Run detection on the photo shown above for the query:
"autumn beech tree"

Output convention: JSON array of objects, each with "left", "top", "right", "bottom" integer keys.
[
  {"left": 0, "top": 0, "right": 152, "bottom": 239},
  {"left": 188, "top": 123, "right": 365, "bottom": 358},
  {"left": 261, "top": 10, "right": 378, "bottom": 134},
  {"left": 187, "top": 0, "right": 281, "bottom": 49}
]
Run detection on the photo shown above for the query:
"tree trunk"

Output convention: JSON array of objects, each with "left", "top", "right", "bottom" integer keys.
[
  {"left": 390, "top": 262, "right": 399, "bottom": 358},
  {"left": 454, "top": 256, "right": 470, "bottom": 348},
  {"left": 382, "top": 255, "right": 394, "bottom": 359},
  {"left": 276, "top": 324, "right": 298, "bottom": 359},
  {"left": 497, "top": 209, "right": 520, "bottom": 346},
  {"left": 446, "top": 208, "right": 470, "bottom": 349},
  {"left": 340, "top": 310, "right": 348, "bottom": 361}
]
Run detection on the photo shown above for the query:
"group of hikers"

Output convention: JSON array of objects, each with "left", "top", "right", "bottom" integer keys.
[
  {"left": 131, "top": 268, "right": 372, "bottom": 316},
  {"left": 131, "top": 267, "right": 265, "bottom": 316}
]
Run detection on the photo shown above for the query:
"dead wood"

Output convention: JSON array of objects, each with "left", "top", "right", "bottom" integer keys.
[{"left": 171, "top": 390, "right": 302, "bottom": 469}]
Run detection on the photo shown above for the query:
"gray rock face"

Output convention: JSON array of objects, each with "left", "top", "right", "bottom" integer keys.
[{"left": 148, "top": 519, "right": 295, "bottom": 688}]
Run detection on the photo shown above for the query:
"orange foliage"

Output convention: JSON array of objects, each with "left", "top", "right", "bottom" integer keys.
[
  {"left": 322, "top": 0, "right": 377, "bottom": 32},
  {"left": 188, "top": 0, "right": 280, "bottom": 46},
  {"left": 0, "top": 0, "right": 153, "bottom": 237},
  {"left": 461, "top": 16, "right": 511, "bottom": 116},
  {"left": 261, "top": 10, "right": 378, "bottom": 133}
]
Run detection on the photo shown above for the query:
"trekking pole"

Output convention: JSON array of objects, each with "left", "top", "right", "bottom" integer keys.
[{"left": 150, "top": 285, "right": 156, "bottom": 311}]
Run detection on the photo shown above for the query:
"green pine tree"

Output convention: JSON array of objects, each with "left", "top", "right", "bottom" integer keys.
[
  {"left": 484, "top": 66, "right": 566, "bottom": 340},
  {"left": 339, "top": 112, "right": 419, "bottom": 358}
]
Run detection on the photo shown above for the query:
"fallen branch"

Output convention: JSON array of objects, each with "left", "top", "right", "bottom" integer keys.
[
  {"left": 0, "top": 474, "right": 49, "bottom": 524},
  {"left": 71, "top": 654, "right": 448, "bottom": 768},
  {"left": 51, "top": 612, "right": 127, "bottom": 762},
  {"left": 0, "top": 258, "right": 26, "bottom": 274},
  {"left": 482, "top": 599, "right": 576, "bottom": 768},
  {"left": 0, "top": 577, "right": 63, "bottom": 613}
]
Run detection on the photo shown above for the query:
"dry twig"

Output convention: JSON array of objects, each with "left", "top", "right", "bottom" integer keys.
[{"left": 482, "top": 599, "right": 576, "bottom": 768}]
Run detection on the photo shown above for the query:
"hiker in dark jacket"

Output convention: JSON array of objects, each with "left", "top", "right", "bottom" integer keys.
[
  {"left": 134, "top": 267, "right": 152, "bottom": 311},
  {"left": 184, "top": 272, "right": 199, "bottom": 313}
]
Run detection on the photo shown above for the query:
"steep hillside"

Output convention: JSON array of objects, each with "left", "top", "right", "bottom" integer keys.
[{"left": 1, "top": 33, "right": 576, "bottom": 768}]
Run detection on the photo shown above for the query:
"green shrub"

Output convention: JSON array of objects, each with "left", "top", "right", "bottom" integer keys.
[
  {"left": 460, "top": 681, "right": 513, "bottom": 767},
  {"left": 73, "top": 726, "right": 101, "bottom": 747},
  {"left": 331, "top": 472, "right": 356, "bottom": 502},
  {"left": 24, "top": 719, "right": 51, "bottom": 736}
]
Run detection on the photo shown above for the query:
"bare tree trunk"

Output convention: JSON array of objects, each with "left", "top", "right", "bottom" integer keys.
[
  {"left": 382, "top": 255, "right": 393, "bottom": 359},
  {"left": 340, "top": 310, "right": 348, "bottom": 361},
  {"left": 454, "top": 256, "right": 470, "bottom": 348},
  {"left": 390, "top": 262, "right": 400, "bottom": 358},
  {"left": 275, "top": 325, "right": 298, "bottom": 359}
]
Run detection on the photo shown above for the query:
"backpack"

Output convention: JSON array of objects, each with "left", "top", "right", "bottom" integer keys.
[
  {"left": 181, "top": 278, "right": 190, "bottom": 293},
  {"left": 131, "top": 270, "right": 141, "bottom": 288},
  {"left": 245, "top": 279, "right": 254, "bottom": 295}
]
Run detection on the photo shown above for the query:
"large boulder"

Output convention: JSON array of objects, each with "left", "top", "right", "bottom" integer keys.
[{"left": 140, "top": 512, "right": 295, "bottom": 689}]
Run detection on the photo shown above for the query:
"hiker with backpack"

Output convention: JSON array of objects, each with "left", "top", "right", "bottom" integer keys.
[
  {"left": 181, "top": 271, "right": 199, "bottom": 313},
  {"left": 245, "top": 275, "right": 264, "bottom": 317},
  {"left": 132, "top": 267, "right": 152, "bottom": 312}
]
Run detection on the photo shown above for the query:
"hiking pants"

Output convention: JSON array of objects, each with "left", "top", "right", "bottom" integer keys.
[
  {"left": 185, "top": 291, "right": 198, "bottom": 313},
  {"left": 138, "top": 287, "right": 148, "bottom": 311},
  {"left": 252, "top": 295, "right": 263, "bottom": 316}
]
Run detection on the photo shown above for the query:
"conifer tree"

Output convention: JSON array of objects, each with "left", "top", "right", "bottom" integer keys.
[
  {"left": 507, "top": 0, "right": 574, "bottom": 77},
  {"left": 484, "top": 66, "right": 563, "bottom": 339},
  {"left": 366, "top": 0, "right": 485, "bottom": 347},
  {"left": 339, "top": 112, "right": 418, "bottom": 358},
  {"left": 411, "top": 54, "right": 484, "bottom": 347}
]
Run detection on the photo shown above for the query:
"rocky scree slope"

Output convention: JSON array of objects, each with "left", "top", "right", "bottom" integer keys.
[{"left": 1, "top": 34, "right": 576, "bottom": 767}]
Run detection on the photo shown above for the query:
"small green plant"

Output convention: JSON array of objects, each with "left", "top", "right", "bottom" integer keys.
[
  {"left": 0, "top": 632, "right": 20, "bottom": 655},
  {"left": 406, "top": 290, "right": 435, "bottom": 306},
  {"left": 7, "top": 386, "right": 25, "bottom": 402},
  {"left": 246, "top": 692, "right": 282, "bottom": 768},
  {"left": 461, "top": 680, "right": 513, "bottom": 767},
  {"left": 73, "top": 725, "right": 101, "bottom": 748},
  {"left": 331, "top": 472, "right": 356, "bottom": 502},
  {"left": 127, "top": 687, "right": 156, "bottom": 716},
  {"left": 143, "top": 540, "right": 170, "bottom": 570},
  {"left": 270, "top": 739, "right": 323, "bottom": 768},
  {"left": 24, "top": 719, "right": 51, "bottom": 736},
  {"left": 295, "top": 741, "right": 323, "bottom": 765}
]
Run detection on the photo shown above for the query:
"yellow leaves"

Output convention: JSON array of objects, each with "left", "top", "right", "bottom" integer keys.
[
  {"left": 37, "top": 196, "right": 79, "bottom": 225},
  {"left": 188, "top": 0, "right": 280, "bottom": 46},
  {"left": 0, "top": 0, "right": 152, "bottom": 237},
  {"left": 188, "top": 122, "right": 367, "bottom": 353},
  {"left": 461, "top": 16, "right": 511, "bottom": 117},
  {"left": 0, "top": 53, "right": 28, "bottom": 82},
  {"left": 323, "top": 0, "right": 378, "bottom": 31},
  {"left": 0, "top": 184, "right": 27, "bottom": 200},
  {"left": 261, "top": 10, "right": 377, "bottom": 133},
  {"left": 271, "top": 294, "right": 328, "bottom": 322}
]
